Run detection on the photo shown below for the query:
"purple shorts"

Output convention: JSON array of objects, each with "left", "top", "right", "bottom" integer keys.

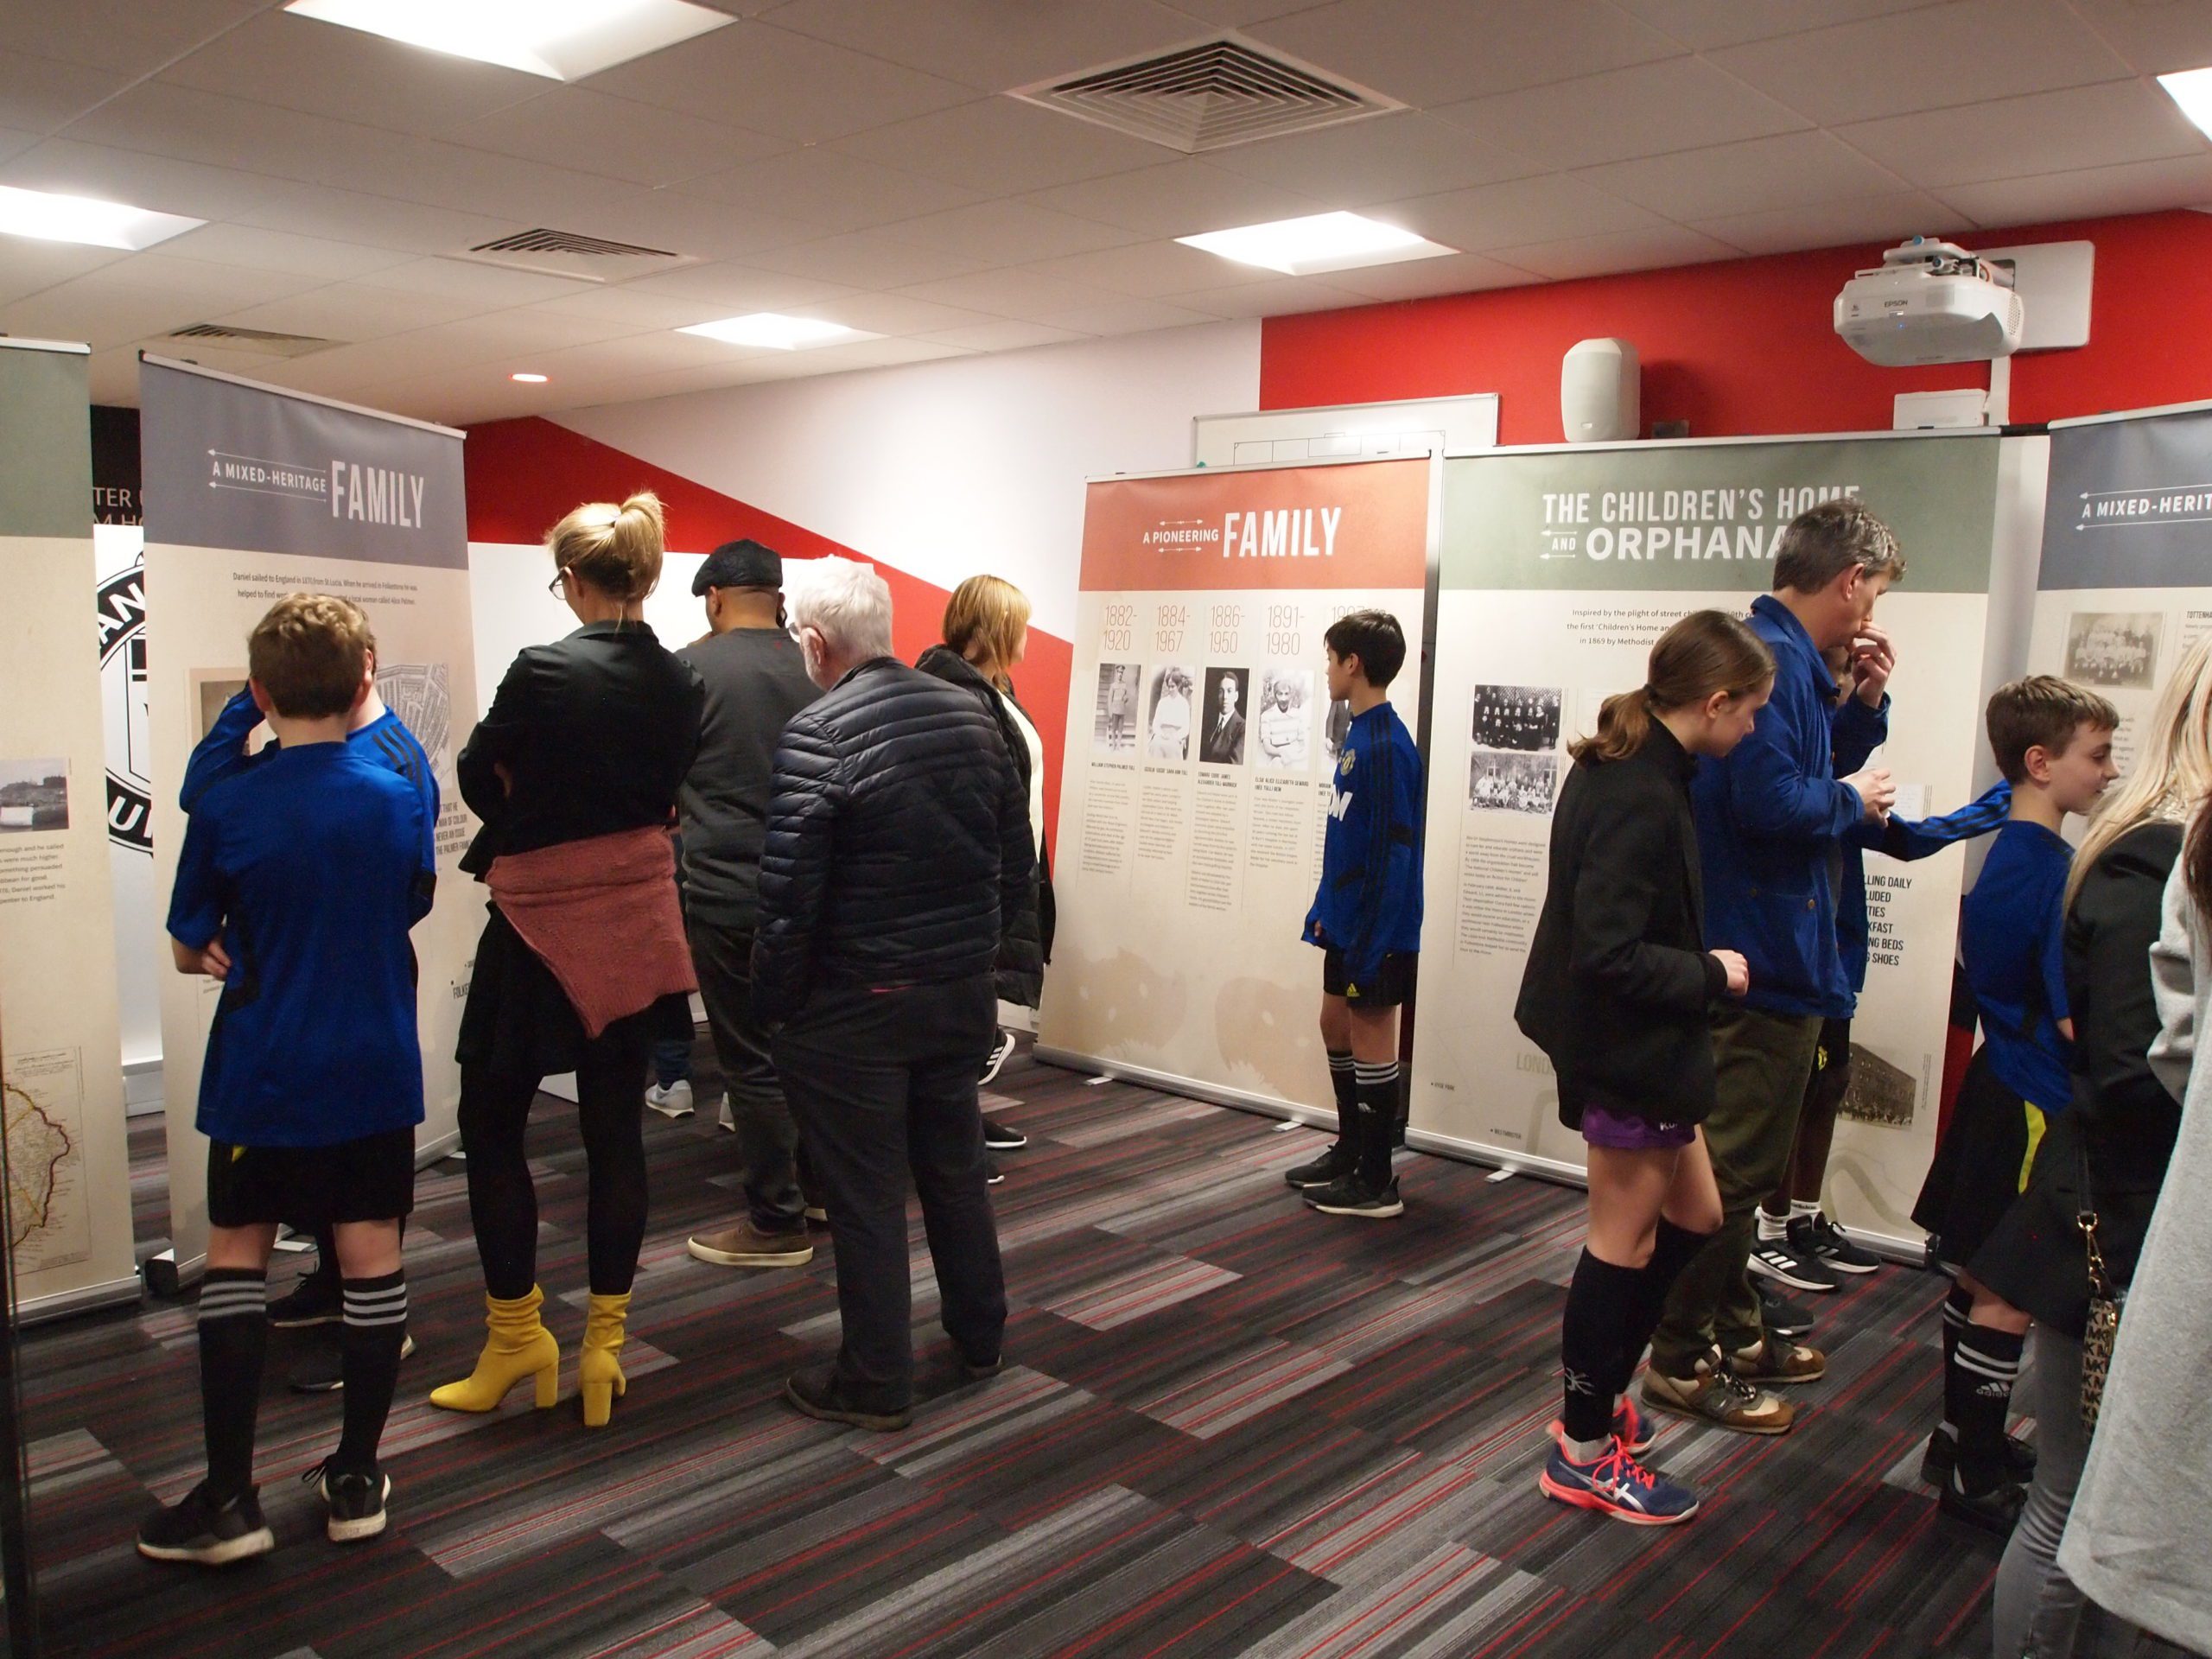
[{"left": 1581, "top": 1105, "right": 1695, "bottom": 1152}]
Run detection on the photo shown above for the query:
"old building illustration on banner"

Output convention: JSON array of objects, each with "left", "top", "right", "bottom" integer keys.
[
  {"left": 140, "top": 357, "right": 479, "bottom": 1282},
  {"left": 1415, "top": 434, "right": 2004, "bottom": 1252},
  {"left": 1039, "top": 456, "right": 1434, "bottom": 1116}
]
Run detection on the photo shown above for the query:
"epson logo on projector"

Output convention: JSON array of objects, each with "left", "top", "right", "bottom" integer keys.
[{"left": 330, "top": 461, "right": 427, "bottom": 528}]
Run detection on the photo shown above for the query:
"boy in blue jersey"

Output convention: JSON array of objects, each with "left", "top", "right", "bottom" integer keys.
[
  {"left": 1912, "top": 675, "right": 2116, "bottom": 1531},
  {"left": 139, "top": 594, "right": 430, "bottom": 1567},
  {"left": 1287, "top": 610, "right": 1424, "bottom": 1220},
  {"left": 180, "top": 622, "right": 436, "bottom": 1393}
]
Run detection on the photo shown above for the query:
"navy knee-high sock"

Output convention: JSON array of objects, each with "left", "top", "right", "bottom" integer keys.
[
  {"left": 1352, "top": 1059, "right": 1400, "bottom": 1189},
  {"left": 1325, "top": 1050, "right": 1357, "bottom": 1146},
  {"left": 335, "top": 1271, "right": 408, "bottom": 1476},
  {"left": 197, "top": 1268, "right": 268, "bottom": 1502}
]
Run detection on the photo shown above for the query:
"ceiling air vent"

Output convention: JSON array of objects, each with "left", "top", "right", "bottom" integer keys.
[
  {"left": 460, "top": 228, "right": 696, "bottom": 284},
  {"left": 159, "top": 323, "right": 339, "bottom": 359},
  {"left": 1013, "top": 36, "right": 1401, "bottom": 154}
]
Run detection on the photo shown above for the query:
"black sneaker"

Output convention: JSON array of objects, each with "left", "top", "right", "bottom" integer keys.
[
  {"left": 982, "top": 1114, "right": 1027, "bottom": 1151},
  {"left": 1303, "top": 1174, "right": 1404, "bottom": 1218},
  {"left": 307, "top": 1459, "right": 391, "bottom": 1543},
  {"left": 137, "top": 1482, "right": 275, "bottom": 1567},
  {"left": 1790, "top": 1212, "right": 1882, "bottom": 1274},
  {"left": 1284, "top": 1141, "right": 1354, "bottom": 1190},
  {"left": 267, "top": 1272, "right": 342, "bottom": 1329},
  {"left": 979, "top": 1029, "right": 1018, "bottom": 1088},
  {"left": 1941, "top": 1468, "right": 2025, "bottom": 1535},
  {"left": 1746, "top": 1232, "right": 1839, "bottom": 1293},
  {"left": 784, "top": 1362, "right": 912, "bottom": 1431},
  {"left": 1920, "top": 1426, "right": 2037, "bottom": 1486},
  {"left": 1755, "top": 1281, "right": 1817, "bottom": 1338},
  {"left": 289, "top": 1333, "right": 415, "bottom": 1393}
]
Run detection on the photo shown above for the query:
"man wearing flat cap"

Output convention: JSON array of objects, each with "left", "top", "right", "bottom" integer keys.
[{"left": 676, "top": 539, "right": 824, "bottom": 1271}]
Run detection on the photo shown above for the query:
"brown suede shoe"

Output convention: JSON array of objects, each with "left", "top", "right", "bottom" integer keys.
[
  {"left": 1642, "top": 1354, "right": 1796, "bottom": 1434},
  {"left": 687, "top": 1221, "right": 814, "bottom": 1268},
  {"left": 1727, "top": 1334, "right": 1827, "bottom": 1385}
]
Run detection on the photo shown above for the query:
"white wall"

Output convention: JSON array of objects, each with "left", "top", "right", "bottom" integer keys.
[{"left": 554, "top": 321, "right": 1262, "bottom": 640}]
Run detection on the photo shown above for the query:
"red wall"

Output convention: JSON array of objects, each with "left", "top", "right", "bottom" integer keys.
[
  {"left": 1262, "top": 210, "right": 2212, "bottom": 441},
  {"left": 464, "top": 417, "right": 1072, "bottom": 855}
]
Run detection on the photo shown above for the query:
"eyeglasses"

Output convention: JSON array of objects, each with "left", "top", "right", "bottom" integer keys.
[{"left": 546, "top": 566, "right": 569, "bottom": 597}]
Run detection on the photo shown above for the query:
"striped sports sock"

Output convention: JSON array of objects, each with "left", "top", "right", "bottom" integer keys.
[
  {"left": 197, "top": 1268, "right": 269, "bottom": 1501},
  {"left": 335, "top": 1271, "right": 408, "bottom": 1474},
  {"left": 1352, "top": 1059, "right": 1400, "bottom": 1188}
]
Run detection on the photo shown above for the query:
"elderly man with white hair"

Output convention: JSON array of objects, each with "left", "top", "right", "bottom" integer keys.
[{"left": 753, "top": 557, "right": 1034, "bottom": 1429}]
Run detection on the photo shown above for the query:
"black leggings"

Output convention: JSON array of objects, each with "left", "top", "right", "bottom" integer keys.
[{"left": 458, "top": 1021, "right": 651, "bottom": 1300}]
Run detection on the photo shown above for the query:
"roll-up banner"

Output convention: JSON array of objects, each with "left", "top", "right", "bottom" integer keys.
[
  {"left": 1414, "top": 433, "right": 2003, "bottom": 1252},
  {"left": 1039, "top": 455, "right": 1436, "bottom": 1116},
  {"left": 0, "top": 340, "right": 141, "bottom": 1320},
  {"left": 140, "top": 357, "right": 478, "bottom": 1284},
  {"left": 2030, "top": 400, "right": 2212, "bottom": 768}
]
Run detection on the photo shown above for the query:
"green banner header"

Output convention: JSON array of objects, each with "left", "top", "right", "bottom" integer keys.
[
  {"left": 0, "top": 346, "right": 92, "bottom": 540},
  {"left": 1443, "top": 435, "right": 1999, "bottom": 594}
]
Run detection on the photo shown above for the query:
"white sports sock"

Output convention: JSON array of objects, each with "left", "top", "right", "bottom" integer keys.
[
  {"left": 1756, "top": 1211, "right": 1789, "bottom": 1243},
  {"left": 1789, "top": 1199, "right": 1821, "bottom": 1220}
]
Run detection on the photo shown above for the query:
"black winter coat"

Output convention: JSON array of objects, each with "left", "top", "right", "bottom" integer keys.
[
  {"left": 914, "top": 645, "right": 1054, "bottom": 1007},
  {"left": 753, "top": 658, "right": 1034, "bottom": 1026},
  {"left": 1515, "top": 720, "right": 1728, "bottom": 1128}
]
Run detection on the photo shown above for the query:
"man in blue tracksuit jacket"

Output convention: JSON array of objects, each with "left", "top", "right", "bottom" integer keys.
[{"left": 1641, "top": 498, "right": 1906, "bottom": 1435}]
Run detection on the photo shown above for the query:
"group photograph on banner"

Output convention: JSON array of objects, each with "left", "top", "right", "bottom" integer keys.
[
  {"left": 1413, "top": 432, "right": 2004, "bottom": 1254},
  {"left": 138, "top": 357, "right": 480, "bottom": 1284},
  {"left": 0, "top": 339, "right": 139, "bottom": 1321},
  {"left": 2029, "top": 400, "right": 2212, "bottom": 760},
  {"left": 1039, "top": 454, "right": 1436, "bottom": 1117}
]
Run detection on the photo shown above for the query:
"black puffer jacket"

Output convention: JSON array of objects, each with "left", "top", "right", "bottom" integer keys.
[
  {"left": 753, "top": 657, "right": 1033, "bottom": 1025},
  {"left": 915, "top": 645, "right": 1053, "bottom": 1007}
]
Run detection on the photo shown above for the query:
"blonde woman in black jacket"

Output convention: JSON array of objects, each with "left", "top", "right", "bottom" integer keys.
[{"left": 1516, "top": 610, "right": 1773, "bottom": 1526}]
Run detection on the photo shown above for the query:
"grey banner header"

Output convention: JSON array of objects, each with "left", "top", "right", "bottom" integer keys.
[
  {"left": 140, "top": 359, "right": 466, "bottom": 568},
  {"left": 2041, "top": 407, "right": 2212, "bottom": 591},
  {"left": 0, "top": 346, "right": 92, "bottom": 540}
]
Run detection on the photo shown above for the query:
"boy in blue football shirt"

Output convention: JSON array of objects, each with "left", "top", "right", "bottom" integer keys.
[
  {"left": 1287, "top": 610, "right": 1424, "bottom": 1219},
  {"left": 139, "top": 594, "right": 431, "bottom": 1567}
]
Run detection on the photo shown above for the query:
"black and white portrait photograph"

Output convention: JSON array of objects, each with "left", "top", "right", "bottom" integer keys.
[
  {"left": 1470, "top": 683, "right": 1562, "bottom": 753},
  {"left": 1255, "top": 667, "right": 1313, "bottom": 772},
  {"left": 1094, "top": 661, "right": 1141, "bottom": 756},
  {"left": 1199, "top": 666, "right": 1248, "bottom": 766},
  {"left": 2066, "top": 611, "right": 2160, "bottom": 690},
  {"left": 1147, "top": 664, "right": 1194, "bottom": 760},
  {"left": 1468, "top": 747, "right": 1559, "bottom": 816}
]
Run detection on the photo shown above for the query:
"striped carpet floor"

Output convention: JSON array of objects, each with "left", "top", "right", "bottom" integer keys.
[{"left": 16, "top": 1042, "right": 2009, "bottom": 1658}]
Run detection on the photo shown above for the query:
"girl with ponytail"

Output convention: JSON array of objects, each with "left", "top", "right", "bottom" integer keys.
[{"left": 1515, "top": 609, "right": 1774, "bottom": 1528}]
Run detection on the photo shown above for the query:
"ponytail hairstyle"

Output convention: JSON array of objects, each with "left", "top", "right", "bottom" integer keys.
[
  {"left": 2071, "top": 633, "right": 2212, "bottom": 912},
  {"left": 1569, "top": 608, "right": 1773, "bottom": 764},
  {"left": 942, "top": 574, "right": 1032, "bottom": 692},
  {"left": 547, "top": 490, "right": 665, "bottom": 603}
]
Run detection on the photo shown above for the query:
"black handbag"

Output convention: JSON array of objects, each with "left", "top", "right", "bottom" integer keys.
[{"left": 2075, "top": 1136, "right": 2121, "bottom": 1435}]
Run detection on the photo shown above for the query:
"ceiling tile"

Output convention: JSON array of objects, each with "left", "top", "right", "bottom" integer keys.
[
  {"left": 1033, "top": 297, "right": 1223, "bottom": 334},
  {"left": 616, "top": 261, "right": 861, "bottom": 312},
  {"left": 914, "top": 318, "right": 1091, "bottom": 350},
  {"left": 1248, "top": 0, "right": 1683, "bottom": 106},
  {"left": 834, "top": 98, "right": 1169, "bottom": 196},
  {"left": 1022, "top": 159, "right": 1327, "bottom": 237},
  {"left": 526, "top": 329, "right": 783, "bottom": 378},
  {"left": 525, "top": 286, "right": 747, "bottom": 330},
  {"left": 3, "top": 0, "right": 264, "bottom": 79},
  {"left": 1488, "top": 224, "right": 1741, "bottom": 281},
  {"left": 1204, "top": 112, "right": 1541, "bottom": 204},
  {"left": 213, "top": 281, "right": 493, "bottom": 339},
  {"left": 2068, "top": 0, "right": 2212, "bottom": 74},
  {"left": 232, "top": 181, "right": 531, "bottom": 259},
  {"left": 156, "top": 8, "right": 549, "bottom": 137},
  {"left": 574, "top": 191, "right": 823, "bottom": 263},
  {"left": 882, "top": 200, "right": 1143, "bottom": 262},
  {"left": 0, "top": 126, "right": 34, "bottom": 168},
  {"left": 86, "top": 346, "right": 140, "bottom": 405},
  {"left": 893, "top": 265, "right": 1128, "bottom": 321},
  {"left": 760, "top": 0, "right": 1205, "bottom": 94},
  {"left": 1319, "top": 249, "right": 1535, "bottom": 299},
  {"left": 0, "top": 240, "right": 134, "bottom": 308},
  {"left": 1156, "top": 0, "right": 1338, "bottom": 21},
  {"left": 1709, "top": 0, "right": 2133, "bottom": 125},
  {"left": 158, "top": 222, "right": 416, "bottom": 280},
  {"left": 1159, "top": 275, "right": 1365, "bottom": 316},
  {"left": 1610, "top": 0, "right": 1952, "bottom": 50},
  {"left": 584, "top": 21, "right": 978, "bottom": 144},
  {"left": 0, "top": 255, "right": 327, "bottom": 351},
  {"left": 1688, "top": 190, "right": 1970, "bottom": 256},
  {"left": 1575, "top": 130, "right": 1906, "bottom": 220},
  {"left": 1376, "top": 175, "right": 1668, "bottom": 251},
  {"left": 1837, "top": 81, "right": 2210, "bottom": 189},
  {"left": 0, "top": 51, "right": 133, "bottom": 134},
  {"left": 745, "top": 227, "right": 1010, "bottom": 287},
  {"left": 0, "top": 139, "right": 284, "bottom": 222},
  {"left": 447, "top": 89, "right": 791, "bottom": 188},
  {"left": 671, "top": 149, "right": 985, "bottom": 232},
  {"left": 1022, "top": 238, "right": 1279, "bottom": 295},
  {"left": 355, "top": 257, "right": 601, "bottom": 308},
  {"left": 388, "top": 309, "right": 652, "bottom": 362},
  {"left": 1433, "top": 57, "right": 1809, "bottom": 171},
  {"left": 782, "top": 291, "right": 1005, "bottom": 335},
  {"left": 1936, "top": 154, "right": 2212, "bottom": 230}
]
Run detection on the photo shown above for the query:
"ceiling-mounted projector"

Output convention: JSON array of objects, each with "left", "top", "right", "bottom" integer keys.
[{"left": 1834, "top": 237, "right": 2024, "bottom": 366}]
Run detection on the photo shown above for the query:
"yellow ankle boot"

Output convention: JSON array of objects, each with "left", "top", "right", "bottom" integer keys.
[
  {"left": 429, "top": 1286, "right": 560, "bottom": 1413},
  {"left": 578, "top": 1292, "right": 630, "bottom": 1428}
]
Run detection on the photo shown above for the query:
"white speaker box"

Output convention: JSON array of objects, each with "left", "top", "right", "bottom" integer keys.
[{"left": 1561, "top": 338, "right": 1639, "bottom": 443}]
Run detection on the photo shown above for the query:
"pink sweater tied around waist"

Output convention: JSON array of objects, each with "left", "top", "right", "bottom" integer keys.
[{"left": 486, "top": 826, "right": 696, "bottom": 1039}]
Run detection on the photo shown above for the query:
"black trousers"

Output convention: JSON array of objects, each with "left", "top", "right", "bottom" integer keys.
[
  {"left": 690, "top": 914, "right": 806, "bottom": 1231},
  {"left": 774, "top": 975, "right": 1006, "bottom": 1406}
]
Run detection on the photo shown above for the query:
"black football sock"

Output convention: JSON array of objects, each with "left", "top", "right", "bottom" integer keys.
[
  {"left": 1560, "top": 1249, "right": 1643, "bottom": 1447},
  {"left": 1953, "top": 1324, "right": 2025, "bottom": 1495},
  {"left": 334, "top": 1271, "right": 408, "bottom": 1475},
  {"left": 1618, "top": 1218, "right": 1715, "bottom": 1396},
  {"left": 1325, "top": 1050, "right": 1357, "bottom": 1146},
  {"left": 1936, "top": 1282, "right": 1974, "bottom": 1440},
  {"left": 1352, "top": 1060, "right": 1400, "bottom": 1190},
  {"left": 196, "top": 1268, "right": 269, "bottom": 1503}
]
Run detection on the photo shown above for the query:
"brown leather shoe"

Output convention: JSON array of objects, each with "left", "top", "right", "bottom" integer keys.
[
  {"left": 687, "top": 1221, "right": 813, "bottom": 1268},
  {"left": 1642, "top": 1354, "right": 1796, "bottom": 1434}
]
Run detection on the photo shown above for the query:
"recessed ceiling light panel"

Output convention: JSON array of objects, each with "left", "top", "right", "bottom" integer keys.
[
  {"left": 511, "top": 372, "right": 550, "bottom": 383},
  {"left": 283, "top": 0, "right": 734, "bottom": 80},
  {"left": 0, "top": 184, "right": 204, "bottom": 251},
  {"left": 2158, "top": 67, "right": 2212, "bottom": 140},
  {"left": 1177, "top": 210, "right": 1453, "bottom": 276},
  {"left": 677, "top": 314, "right": 874, "bottom": 351}
]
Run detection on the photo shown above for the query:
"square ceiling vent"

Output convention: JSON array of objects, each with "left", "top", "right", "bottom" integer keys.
[
  {"left": 459, "top": 228, "right": 696, "bottom": 284},
  {"left": 1013, "top": 36, "right": 1402, "bottom": 154}
]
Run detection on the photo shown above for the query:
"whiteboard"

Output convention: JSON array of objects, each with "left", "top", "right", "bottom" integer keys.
[{"left": 1192, "top": 393, "right": 1500, "bottom": 467}]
